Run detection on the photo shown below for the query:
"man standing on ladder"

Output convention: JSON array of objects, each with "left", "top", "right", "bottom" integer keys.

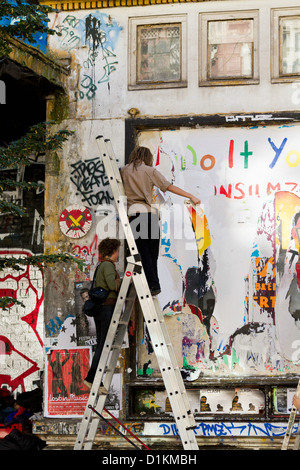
[{"left": 121, "top": 146, "right": 201, "bottom": 296}]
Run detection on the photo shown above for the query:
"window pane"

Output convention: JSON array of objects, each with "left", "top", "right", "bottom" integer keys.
[
  {"left": 281, "top": 17, "right": 300, "bottom": 75},
  {"left": 208, "top": 19, "right": 253, "bottom": 79},
  {"left": 137, "top": 24, "right": 181, "bottom": 83}
]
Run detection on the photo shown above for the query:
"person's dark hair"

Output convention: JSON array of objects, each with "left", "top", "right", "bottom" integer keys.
[
  {"left": 98, "top": 238, "right": 121, "bottom": 258},
  {"left": 128, "top": 146, "right": 153, "bottom": 169}
]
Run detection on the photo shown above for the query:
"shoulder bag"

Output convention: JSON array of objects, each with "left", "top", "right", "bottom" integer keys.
[{"left": 83, "top": 263, "right": 109, "bottom": 317}]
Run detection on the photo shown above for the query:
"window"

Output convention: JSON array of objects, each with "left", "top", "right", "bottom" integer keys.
[
  {"left": 208, "top": 19, "right": 253, "bottom": 79},
  {"left": 272, "top": 8, "right": 300, "bottom": 82},
  {"left": 199, "top": 11, "right": 259, "bottom": 86},
  {"left": 281, "top": 18, "right": 300, "bottom": 75},
  {"left": 128, "top": 15, "right": 187, "bottom": 90},
  {"left": 137, "top": 24, "right": 181, "bottom": 83}
]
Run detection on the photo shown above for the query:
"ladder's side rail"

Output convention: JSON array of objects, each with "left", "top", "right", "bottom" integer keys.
[
  {"left": 103, "top": 138, "right": 126, "bottom": 196},
  {"left": 131, "top": 272, "right": 198, "bottom": 449},
  {"left": 282, "top": 379, "right": 300, "bottom": 450},
  {"left": 137, "top": 290, "right": 196, "bottom": 425},
  {"left": 152, "top": 297, "right": 197, "bottom": 430},
  {"left": 281, "top": 405, "right": 298, "bottom": 450}
]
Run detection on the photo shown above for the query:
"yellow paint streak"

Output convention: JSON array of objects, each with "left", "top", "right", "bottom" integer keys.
[
  {"left": 275, "top": 192, "right": 300, "bottom": 251},
  {"left": 186, "top": 203, "right": 211, "bottom": 257}
]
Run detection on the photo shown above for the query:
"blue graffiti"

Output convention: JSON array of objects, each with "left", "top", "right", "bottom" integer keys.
[{"left": 45, "top": 314, "right": 74, "bottom": 336}]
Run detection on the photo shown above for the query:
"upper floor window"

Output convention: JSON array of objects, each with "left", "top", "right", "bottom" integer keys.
[
  {"left": 272, "top": 8, "right": 300, "bottom": 82},
  {"left": 281, "top": 17, "right": 300, "bottom": 75},
  {"left": 199, "top": 11, "right": 259, "bottom": 86},
  {"left": 128, "top": 15, "right": 187, "bottom": 90},
  {"left": 137, "top": 23, "right": 181, "bottom": 83}
]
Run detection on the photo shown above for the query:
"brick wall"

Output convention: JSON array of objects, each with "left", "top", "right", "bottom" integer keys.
[{"left": 0, "top": 162, "right": 45, "bottom": 393}]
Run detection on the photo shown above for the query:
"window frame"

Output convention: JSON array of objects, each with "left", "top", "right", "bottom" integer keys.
[
  {"left": 271, "top": 7, "right": 300, "bottom": 83},
  {"left": 128, "top": 14, "right": 187, "bottom": 91},
  {"left": 199, "top": 10, "right": 259, "bottom": 87}
]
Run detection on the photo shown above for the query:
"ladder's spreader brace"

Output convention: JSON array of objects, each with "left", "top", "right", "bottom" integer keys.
[
  {"left": 103, "top": 407, "right": 151, "bottom": 450},
  {"left": 281, "top": 378, "right": 300, "bottom": 450},
  {"left": 74, "top": 136, "right": 199, "bottom": 451}
]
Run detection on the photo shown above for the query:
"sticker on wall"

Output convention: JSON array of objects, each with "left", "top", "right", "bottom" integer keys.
[{"left": 59, "top": 205, "right": 92, "bottom": 238}]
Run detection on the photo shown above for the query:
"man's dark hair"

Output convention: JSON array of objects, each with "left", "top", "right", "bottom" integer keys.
[{"left": 128, "top": 146, "right": 153, "bottom": 169}]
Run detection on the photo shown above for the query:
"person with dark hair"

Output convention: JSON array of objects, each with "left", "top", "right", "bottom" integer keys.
[
  {"left": 293, "top": 393, "right": 300, "bottom": 412},
  {"left": 121, "top": 146, "right": 201, "bottom": 295},
  {"left": 84, "top": 237, "right": 121, "bottom": 392},
  {"left": 80, "top": 288, "right": 89, "bottom": 303}
]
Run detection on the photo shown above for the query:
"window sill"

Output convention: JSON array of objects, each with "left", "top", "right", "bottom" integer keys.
[
  {"left": 199, "top": 78, "right": 259, "bottom": 87},
  {"left": 271, "top": 76, "right": 300, "bottom": 84},
  {"left": 128, "top": 80, "right": 188, "bottom": 91}
]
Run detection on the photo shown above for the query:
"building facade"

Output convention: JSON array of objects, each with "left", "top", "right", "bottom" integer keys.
[{"left": 1, "top": 0, "right": 300, "bottom": 449}]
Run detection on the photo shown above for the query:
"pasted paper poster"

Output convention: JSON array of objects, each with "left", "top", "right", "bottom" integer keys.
[{"left": 45, "top": 347, "right": 91, "bottom": 417}]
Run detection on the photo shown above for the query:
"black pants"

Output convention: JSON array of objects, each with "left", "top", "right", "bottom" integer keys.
[
  {"left": 85, "top": 304, "right": 114, "bottom": 383},
  {"left": 129, "top": 212, "right": 160, "bottom": 292}
]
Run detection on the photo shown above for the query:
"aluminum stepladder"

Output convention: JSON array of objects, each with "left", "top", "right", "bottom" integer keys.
[
  {"left": 281, "top": 379, "right": 300, "bottom": 450},
  {"left": 74, "top": 136, "right": 199, "bottom": 451}
]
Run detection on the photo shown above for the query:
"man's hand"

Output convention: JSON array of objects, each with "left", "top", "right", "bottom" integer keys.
[{"left": 190, "top": 195, "right": 201, "bottom": 205}]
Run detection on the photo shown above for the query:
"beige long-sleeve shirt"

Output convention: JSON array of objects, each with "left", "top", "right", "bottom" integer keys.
[{"left": 121, "top": 162, "right": 171, "bottom": 215}]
